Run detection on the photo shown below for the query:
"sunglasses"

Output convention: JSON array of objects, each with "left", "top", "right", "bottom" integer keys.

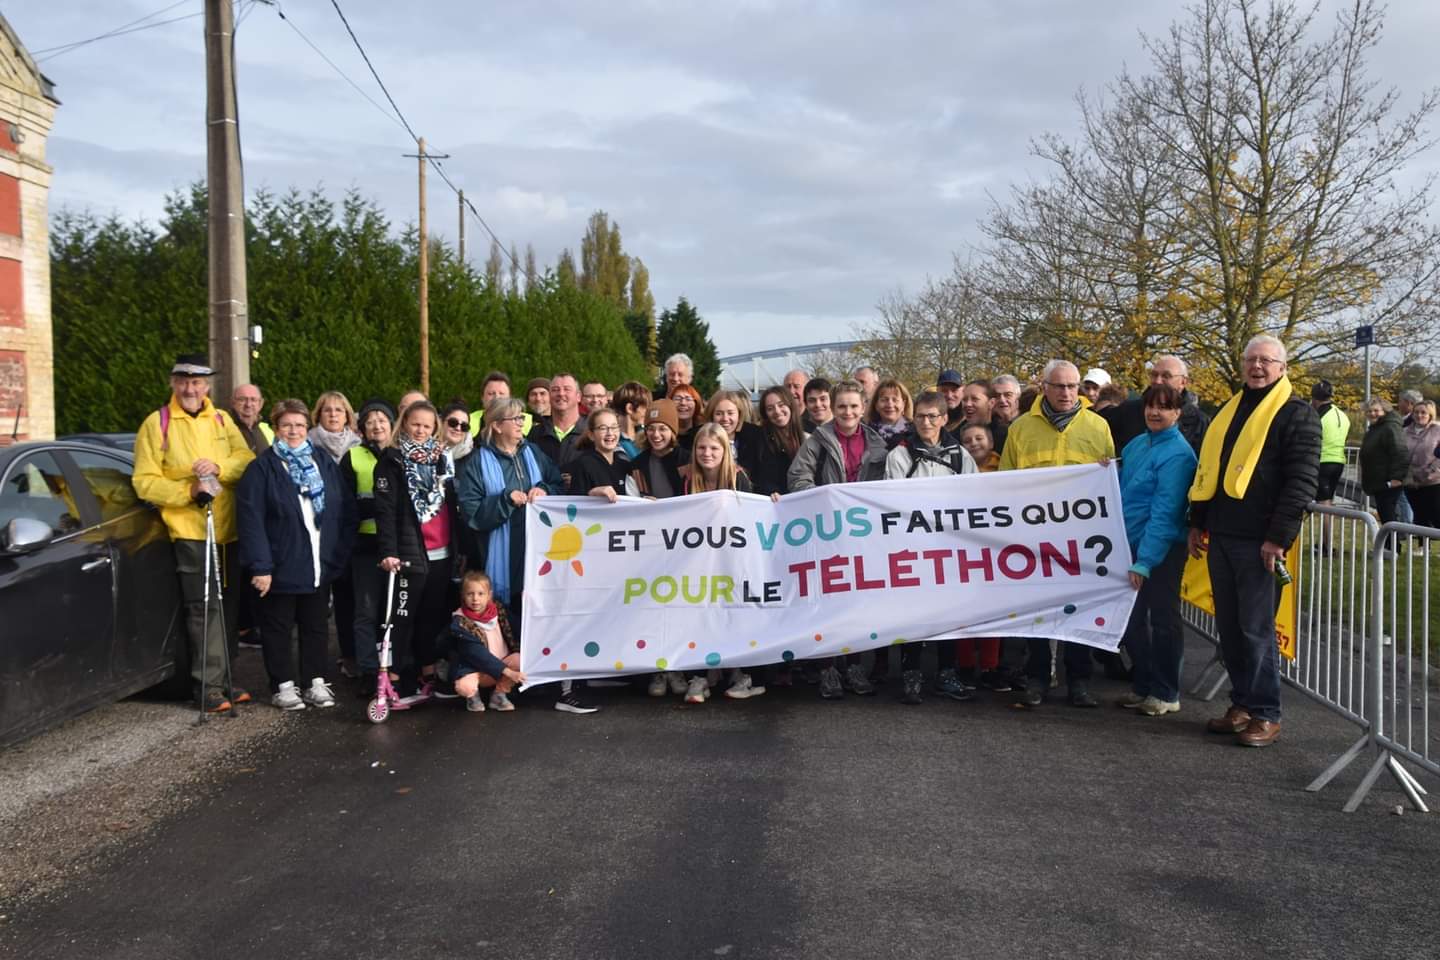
[{"left": 445, "top": 417, "right": 470, "bottom": 431}]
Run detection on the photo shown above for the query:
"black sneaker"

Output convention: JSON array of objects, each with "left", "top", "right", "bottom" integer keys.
[
  {"left": 801, "top": 663, "right": 822, "bottom": 685},
  {"left": 818, "top": 666, "right": 844, "bottom": 700},
  {"left": 555, "top": 691, "right": 599, "bottom": 714},
  {"left": 1068, "top": 683, "right": 1099, "bottom": 708},
  {"left": 934, "top": 668, "right": 974, "bottom": 701},
  {"left": 1013, "top": 683, "right": 1044, "bottom": 709},
  {"left": 978, "top": 670, "right": 1012, "bottom": 692},
  {"left": 899, "top": 670, "right": 923, "bottom": 705}
]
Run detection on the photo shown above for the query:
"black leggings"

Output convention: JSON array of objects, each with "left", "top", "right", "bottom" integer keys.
[{"left": 386, "top": 564, "right": 450, "bottom": 686}]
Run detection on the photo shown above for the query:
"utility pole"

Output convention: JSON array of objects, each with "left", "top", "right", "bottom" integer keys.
[
  {"left": 417, "top": 137, "right": 429, "bottom": 395},
  {"left": 458, "top": 189, "right": 466, "bottom": 263},
  {"left": 404, "top": 138, "right": 450, "bottom": 395},
  {"left": 205, "top": 0, "right": 248, "bottom": 401}
]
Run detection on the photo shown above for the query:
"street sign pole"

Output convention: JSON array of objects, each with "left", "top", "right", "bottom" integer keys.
[{"left": 1355, "top": 325, "right": 1375, "bottom": 401}]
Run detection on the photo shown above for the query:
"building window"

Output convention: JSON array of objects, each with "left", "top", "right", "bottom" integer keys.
[
  {"left": 0, "top": 174, "right": 19, "bottom": 237},
  {"left": 0, "top": 258, "right": 22, "bottom": 326}
]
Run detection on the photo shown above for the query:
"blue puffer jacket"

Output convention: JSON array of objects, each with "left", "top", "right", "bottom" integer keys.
[
  {"left": 1120, "top": 425, "right": 1197, "bottom": 578},
  {"left": 237, "top": 448, "right": 357, "bottom": 594}
]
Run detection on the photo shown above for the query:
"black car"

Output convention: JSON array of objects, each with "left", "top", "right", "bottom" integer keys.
[{"left": 0, "top": 439, "right": 187, "bottom": 747}]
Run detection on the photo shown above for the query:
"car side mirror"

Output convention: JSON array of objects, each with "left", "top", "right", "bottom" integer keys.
[{"left": 2, "top": 517, "right": 55, "bottom": 553}]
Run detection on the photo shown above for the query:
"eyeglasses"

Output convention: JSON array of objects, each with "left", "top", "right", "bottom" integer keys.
[
  {"left": 495, "top": 415, "right": 527, "bottom": 425},
  {"left": 1245, "top": 356, "right": 1284, "bottom": 367},
  {"left": 914, "top": 412, "right": 944, "bottom": 421},
  {"left": 1045, "top": 382, "right": 1080, "bottom": 391},
  {"left": 445, "top": 417, "right": 470, "bottom": 430},
  {"left": 595, "top": 425, "right": 621, "bottom": 434}
]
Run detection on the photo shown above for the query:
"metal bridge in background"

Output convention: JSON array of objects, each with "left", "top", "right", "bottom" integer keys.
[{"left": 718, "top": 340, "right": 865, "bottom": 394}]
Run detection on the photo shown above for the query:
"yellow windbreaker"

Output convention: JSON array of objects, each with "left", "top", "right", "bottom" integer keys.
[
  {"left": 132, "top": 395, "right": 255, "bottom": 542},
  {"left": 998, "top": 400, "right": 1115, "bottom": 471}
]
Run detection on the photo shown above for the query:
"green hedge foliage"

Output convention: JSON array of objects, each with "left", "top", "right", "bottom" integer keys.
[{"left": 51, "top": 185, "right": 650, "bottom": 433}]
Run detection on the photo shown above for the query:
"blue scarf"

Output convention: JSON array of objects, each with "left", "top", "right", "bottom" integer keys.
[
  {"left": 273, "top": 439, "right": 325, "bottom": 515},
  {"left": 479, "top": 442, "right": 541, "bottom": 605}
]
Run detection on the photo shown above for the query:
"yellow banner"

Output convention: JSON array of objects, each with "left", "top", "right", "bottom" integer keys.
[{"left": 1180, "top": 536, "right": 1298, "bottom": 661}]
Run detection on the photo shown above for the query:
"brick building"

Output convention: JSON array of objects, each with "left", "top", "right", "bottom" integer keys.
[{"left": 0, "top": 17, "right": 58, "bottom": 442}]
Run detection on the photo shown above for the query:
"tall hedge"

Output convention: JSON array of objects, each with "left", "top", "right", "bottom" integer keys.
[{"left": 51, "top": 185, "right": 650, "bottom": 433}]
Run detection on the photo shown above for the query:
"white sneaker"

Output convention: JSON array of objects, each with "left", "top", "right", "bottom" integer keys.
[
  {"left": 488, "top": 691, "right": 515, "bottom": 712},
  {"left": 302, "top": 677, "right": 336, "bottom": 708},
  {"left": 272, "top": 681, "right": 305, "bottom": 711},
  {"left": 466, "top": 694, "right": 486, "bottom": 713},
  {"left": 666, "top": 671, "right": 687, "bottom": 696},
  {"left": 648, "top": 674, "right": 668, "bottom": 697},
  {"left": 685, "top": 677, "right": 708, "bottom": 704},
  {"left": 1137, "top": 696, "right": 1180, "bottom": 717},
  {"left": 725, "top": 674, "right": 766, "bottom": 700}
]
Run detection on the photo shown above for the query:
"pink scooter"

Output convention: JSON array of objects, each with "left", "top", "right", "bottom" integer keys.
[{"left": 366, "top": 566, "right": 435, "bottom": 724}]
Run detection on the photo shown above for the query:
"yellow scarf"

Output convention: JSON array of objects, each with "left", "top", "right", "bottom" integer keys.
[{"left": 1190, "top": 377, "right": 1293, "bottom": 501}]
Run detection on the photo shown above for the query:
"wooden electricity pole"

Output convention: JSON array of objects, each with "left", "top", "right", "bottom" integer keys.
[
  {"left": 458, "top": 189, "right": 466, "bottom": 263},
  {"left": 417, "top": 138, "right": 429, "bottom": 394},
  {"left": 205, "top": 0, "right": 249, "bottom": 401}
]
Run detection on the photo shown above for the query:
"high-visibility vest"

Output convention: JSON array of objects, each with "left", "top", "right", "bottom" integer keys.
[
  {"left": 258, "top": 421, "right": 275, "bottom": 445},
  {"left": 350, "top": 445, "right": 379, "bottom": 535}
]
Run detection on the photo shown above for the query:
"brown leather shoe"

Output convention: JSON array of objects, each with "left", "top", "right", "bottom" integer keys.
[
  {"left": 1206, "top": 706, "right": 1251, "bottom": 734},
  {"left": 1237, "top": 718, "right": 1281, "bottom": 747}
]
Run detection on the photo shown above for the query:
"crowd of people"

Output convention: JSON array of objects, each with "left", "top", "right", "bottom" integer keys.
[{"left": 130, "top": 336, "right": 1438, "bottom": 748}]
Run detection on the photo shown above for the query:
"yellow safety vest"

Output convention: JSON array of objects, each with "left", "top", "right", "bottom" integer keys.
[
  {"left": 259, "top": 422, "right": 275, "bottom": 444},
  {"left": 350, "top": 445, "right": 379, "bottom": 535}
]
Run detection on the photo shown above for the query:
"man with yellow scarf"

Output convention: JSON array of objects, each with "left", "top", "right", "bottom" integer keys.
[{"left": 1187, "top": 335, "right": 1319, "bottom": 748}]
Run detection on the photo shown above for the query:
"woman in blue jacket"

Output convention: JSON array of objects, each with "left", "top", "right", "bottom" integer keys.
[
  {"left": 457, "top": 396, "right": 585, "bottom": 711},
  {"left": 238, "top": 399, "right": 357, "bottom": 711},
  {"left": 1116, "top": 383, "right": 1198, "bottom": 717}
]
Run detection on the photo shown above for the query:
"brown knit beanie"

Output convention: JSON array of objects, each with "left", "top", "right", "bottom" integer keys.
[
  {"left": 646, "top": 399, "right": 680, "bottom": 437},
  {"left": 525, "top": 377, "right": 551, "bottom": 395}
]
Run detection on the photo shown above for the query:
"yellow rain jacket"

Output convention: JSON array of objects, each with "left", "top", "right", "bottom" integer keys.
[
  {"left": 999, "top": 399, "right": 1115, "bottom": 471},
  {"left": 132, "top": 395, "right": 255, "bottom": 542}
]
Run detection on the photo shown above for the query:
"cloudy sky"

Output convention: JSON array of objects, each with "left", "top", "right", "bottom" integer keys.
[{"left": 9, "top": 0, "right": 1440, "bottom": 358}]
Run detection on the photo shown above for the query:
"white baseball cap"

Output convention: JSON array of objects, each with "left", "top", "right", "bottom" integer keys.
[{"left": 1082, "top": 368, "right": 1111, "bottom": 387}]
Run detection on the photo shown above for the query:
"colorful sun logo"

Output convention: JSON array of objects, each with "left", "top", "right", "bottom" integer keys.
[{"left": 537, "top": 503, "right": 602, "bottom": 576}]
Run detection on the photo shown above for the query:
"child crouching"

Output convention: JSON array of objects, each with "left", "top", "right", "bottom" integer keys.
[{"left": 445, "top": 570, "right": 525, "bottom": 712}]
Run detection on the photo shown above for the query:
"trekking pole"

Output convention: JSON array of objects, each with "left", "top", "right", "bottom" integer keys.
[
  {"left": 197, "top": 502, "right": 216, "bottom": 724},
  {"left": 208, "top": 505, "right": 238, "bottom": 719}
]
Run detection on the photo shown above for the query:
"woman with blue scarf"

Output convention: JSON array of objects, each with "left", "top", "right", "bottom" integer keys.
[
  {"left": 238, "top": 399, "right": 356, "bottom": 711},
  {"left": 458, "top": 397, "right": 581, "bottom": 709}
]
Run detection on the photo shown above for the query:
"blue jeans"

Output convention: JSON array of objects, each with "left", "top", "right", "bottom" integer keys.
[
  {"left": 1124, "top": 543, "right": 1186, "bottom": 702},
  {"left": 1207, "top": 534, "right": 1282, "bottom": 722},
  {"left": 351, "top": 552, "right": 385, "bottom": 675}
]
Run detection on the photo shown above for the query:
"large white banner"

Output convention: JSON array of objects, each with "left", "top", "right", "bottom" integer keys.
[{"left": 520, "top": 464, "right": 1135, "bottom": 685}]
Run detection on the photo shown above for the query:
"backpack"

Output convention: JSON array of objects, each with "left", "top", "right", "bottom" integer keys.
[
  {"left": 158, "top": 404, "right": 228, "bottom": 452},
  {"left": 904, "top": 437, "right": 967, "bottom": 478}
]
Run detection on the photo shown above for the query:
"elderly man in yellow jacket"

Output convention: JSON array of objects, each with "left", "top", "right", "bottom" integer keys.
[
  {"left": 133, "top": 354, "right": 256, "bottom": 713},
  {"left": 1000, "top": 359, "right": 1116, "bottom": 709}
]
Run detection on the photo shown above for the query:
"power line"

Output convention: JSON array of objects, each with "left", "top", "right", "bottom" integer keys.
[
  {"left": 326, "top": 0, "right": 418, "bottom": 144},
  {"left": 323, "top": 0, "right": 521, "bottom": 269},
  {"left": 271, "top": 3, "right": 409, "bottom": 136},
  {"left": 34, "top": 1, "right": 202, "bottom": 63}
]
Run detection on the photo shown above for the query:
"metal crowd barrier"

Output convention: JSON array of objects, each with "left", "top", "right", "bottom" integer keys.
[
  {"left": 1329, "top": 523, "right": 1438, "bottom": 813},
  {"left": 1177, "top": 504, "right": 1439, "bottom": 812},
  {"left": 1183, "top": 504, "right": 1378, "bottom": 728}
]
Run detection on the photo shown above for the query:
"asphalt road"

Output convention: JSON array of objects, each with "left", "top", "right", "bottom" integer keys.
[{"left": 3, "top": 633, "right": 1438, "bottom": 959}]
